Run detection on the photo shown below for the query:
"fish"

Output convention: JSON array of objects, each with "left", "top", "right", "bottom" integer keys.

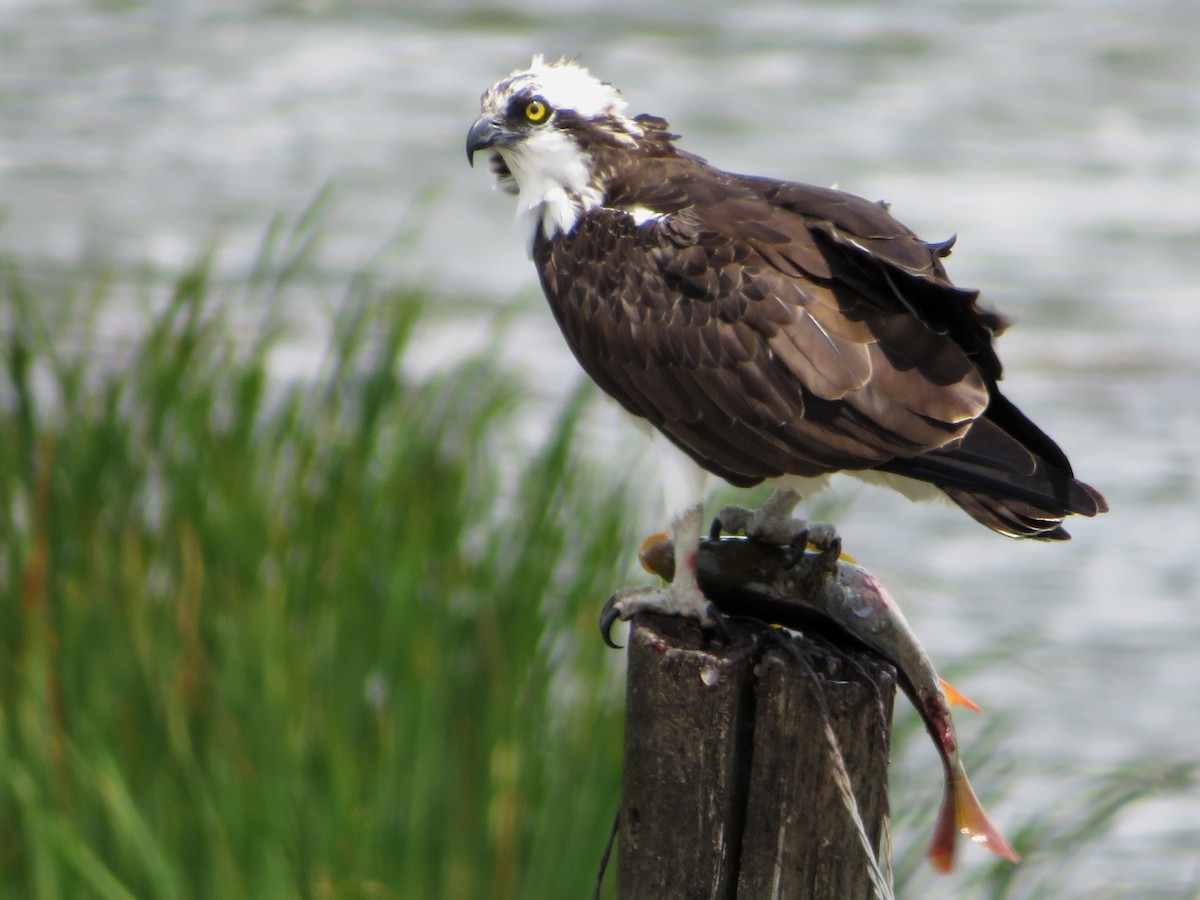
[
  {"left": 637, "top": 532, "right": 980, "bottom": 713},
  {"left": 632, "top": 532, "right": 1019, "bottom": 872}
]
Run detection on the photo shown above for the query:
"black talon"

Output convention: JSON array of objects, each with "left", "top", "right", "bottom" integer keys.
[
  {"left": 708, "top": 516, "right": 724, "bottom": 542},
  {"left": 818, "top": 535, "right": 842, "bottom": 574},
  {"left": 703, "top": 602, "right": 732, "bottom": 644},
  {"left": 783, "top": 543, "right": 807, "bottom": 570},
  {"left": 779, "top": 526, "right": 809, "bottom": 569},
  {"left": 793, "top": 527, "right": 810, "bottom": 551},
  {"left": 599, "top": 594, "right": 624, "bottom": 649}
]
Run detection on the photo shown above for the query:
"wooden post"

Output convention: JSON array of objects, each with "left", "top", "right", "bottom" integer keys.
[{"left": 616, "top": 612, "right": 896, "bottom": 900}]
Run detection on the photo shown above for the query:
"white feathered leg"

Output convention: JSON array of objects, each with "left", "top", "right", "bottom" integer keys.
[{"left": 600, "top": 432, "right": 722, "bottom": 645}]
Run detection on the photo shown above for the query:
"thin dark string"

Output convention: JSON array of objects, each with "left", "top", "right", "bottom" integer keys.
[{"left": 592, "top": 807, "right": 619, "bottom": 900}]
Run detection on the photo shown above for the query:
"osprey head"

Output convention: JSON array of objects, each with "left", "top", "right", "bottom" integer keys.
[{"left": 467, "top": 56, "right": 643, "bottom": 247}]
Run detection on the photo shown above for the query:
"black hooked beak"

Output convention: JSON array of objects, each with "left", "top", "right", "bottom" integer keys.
[{"left": 466, "top": 117, "right": 514, "bottom": 166}]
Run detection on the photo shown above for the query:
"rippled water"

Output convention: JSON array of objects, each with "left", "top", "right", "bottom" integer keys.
[{"left": 3, "top": 1, "right": 1198, "bottom": 893}]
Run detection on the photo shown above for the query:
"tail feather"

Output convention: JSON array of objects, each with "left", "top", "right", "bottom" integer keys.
[
  {"left": 881, "top": 412, "right": 1107, "bottom": 540},
  {"left": 927, "top": 761, "right": 1020, "bottom": 873},
  {"left": 942, "top": 487, "right": 1075, "bottom": 540}
]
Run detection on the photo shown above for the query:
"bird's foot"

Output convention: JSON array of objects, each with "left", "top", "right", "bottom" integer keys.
[
  {"left": 600, "top": 582, "right": 729, "bottom": 649},
  {"left": 711, "top": 488, "right": 841, "bottom": 564}
]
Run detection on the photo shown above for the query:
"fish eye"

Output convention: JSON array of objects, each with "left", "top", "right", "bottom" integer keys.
[{"left": 524, "top": 98, "right": 550, "bottom": 124}]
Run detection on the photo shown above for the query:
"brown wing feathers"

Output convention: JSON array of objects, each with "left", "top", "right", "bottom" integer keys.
[{"left": 533, "top": 156, "right": 1106, "bottom": 538}]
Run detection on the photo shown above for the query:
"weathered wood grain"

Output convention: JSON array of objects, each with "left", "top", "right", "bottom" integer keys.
[{"left": 616, "top": 612, "right": 895, "bottom": 900}]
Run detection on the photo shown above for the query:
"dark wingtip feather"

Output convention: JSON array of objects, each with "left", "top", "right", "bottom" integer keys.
[
  {"left": 925, "top": 234, "right": 958, "bottom": 258},
  {"left": 939, "top": 488, "right": 1077, "bottom": 540},
  {"left": 1080, "top": 480, "right": 1110, "bottom": 515},
  {"left": 883, "top": 407, "right": 1107, "bottom": 540}
]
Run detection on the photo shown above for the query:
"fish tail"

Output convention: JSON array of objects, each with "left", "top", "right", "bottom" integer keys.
[
  {"left": 954, "top": 764, "right": 1021, "bottom": 864},
  {"left": 927, "top": 761, "right": 1020, "bottom": 872},
  {"left": 926, "top": 771, "right": 960, "bottom": 873},
  {"left": 938, "top": 677, "right": 981, "bottom": 712}
]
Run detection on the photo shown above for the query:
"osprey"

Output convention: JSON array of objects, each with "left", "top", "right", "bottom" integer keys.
[{"left": 467, "top": 56, "right": 1107, "bottom": 630}]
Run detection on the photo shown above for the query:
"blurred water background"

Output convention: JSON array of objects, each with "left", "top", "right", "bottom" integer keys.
[{"left": 2, "top": 0, "right": 1197, "bottom": 895}]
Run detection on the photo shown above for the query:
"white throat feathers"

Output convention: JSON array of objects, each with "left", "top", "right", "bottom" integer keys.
[
  {"left": 498, "top": 130, "right": 603, "bottom": 254},
  {"left": 479, "top": 55, "right": 641, "bottom": 253}
]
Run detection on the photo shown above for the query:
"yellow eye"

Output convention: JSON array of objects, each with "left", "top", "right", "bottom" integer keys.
[{"left": 524, "top": 99, "right": 549, "bottom": 123}]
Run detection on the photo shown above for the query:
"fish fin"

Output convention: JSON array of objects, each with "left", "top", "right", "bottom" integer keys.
[
  {"left": 939, "top": 677, "right": 981, "bottom": 712},
  {"left": 953, "top": 762, "right": 1021, "bottom": 864},
  {"left": 926, "top": 774, "right": 959, "bottom": 873},
  {"left": 927, "top": 763, "right": 1020, "bottom": 872}
]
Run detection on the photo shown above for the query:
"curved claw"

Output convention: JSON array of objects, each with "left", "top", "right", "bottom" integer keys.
[
  {"left": 599, "top": 594, "right": 624, "bottom": 649},
  {"left": 817, "top": 535, "right": 842, "bottom": 575},
  {"left": 782, "top": 526, "right": 810, "bottom": 568},
  {"left": 600, "top": 591, "right": 728, "bottom": 648},
  {"left": 703, "top": 602, "right": 732, "bottom": 644},
  {"left": 708, "top": 515, "right": 724, "bottom": 542},
  {"left": 782, "top": 542, "right": 808, "bottom": 570}
]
